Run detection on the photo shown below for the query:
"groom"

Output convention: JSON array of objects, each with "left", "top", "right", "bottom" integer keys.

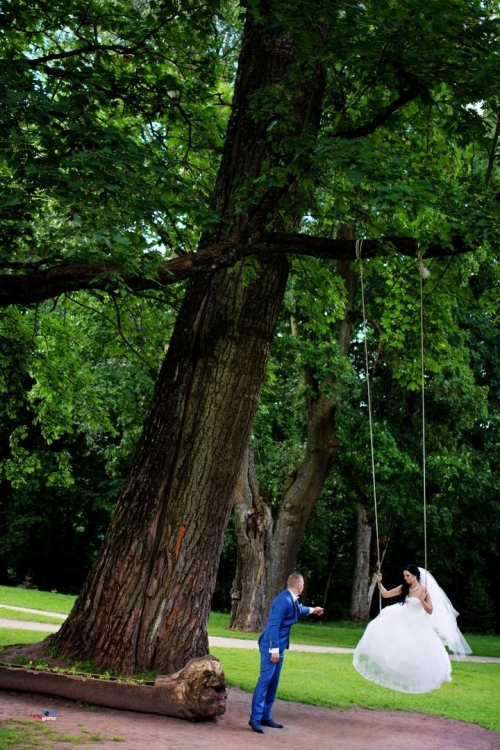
[{"left": 249, "top": 572, "right": 324, "bottom": 733}]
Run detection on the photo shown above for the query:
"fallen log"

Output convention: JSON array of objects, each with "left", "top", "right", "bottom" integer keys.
[{"left": 0, "top": 655, "right": 226, "bottom": 720}]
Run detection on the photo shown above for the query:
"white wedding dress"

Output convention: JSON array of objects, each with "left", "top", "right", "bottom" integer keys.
[
  {"left": 353, "top": 568, "right": 471, "bottom": 694},
  {"left": 353, "top": 596, "right": 453, "bottom": 694}
]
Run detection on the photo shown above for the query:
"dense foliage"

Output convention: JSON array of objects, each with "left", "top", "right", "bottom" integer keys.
[{"left": 0, "top": 292, "right": 175, "bottom": 590}]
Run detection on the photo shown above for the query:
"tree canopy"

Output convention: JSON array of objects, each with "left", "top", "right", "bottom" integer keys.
[{"left": 2, "top": 0, "right": 499, "bottom": 300}]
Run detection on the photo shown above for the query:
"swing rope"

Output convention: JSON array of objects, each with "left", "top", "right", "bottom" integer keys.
[
  {"left": 356, "top": 240, "right": 429, "bottom": 591},
  {"left": 419, "top": 255, "right": 430, "bottom": 580},
  {"left": 355, "top": 239, "right": 380, "bottom": 573}
]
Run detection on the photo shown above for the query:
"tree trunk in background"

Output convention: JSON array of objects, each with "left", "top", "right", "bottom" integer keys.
[
  {"left": 350, "top": 505, "right": 390, "bottom": 622},
  {"left": 50, "top": 9, "right": 326, "bottom": 674},
  {"left": 349, "top": 504, "right": 373, "bottom": 621},
  {"left": 229, "top": 449, "right": 272, "bottom": 631},
  {"left": 321, "top": 554, "right": 339, "bottom": 611},
  {"left": 266, "top": 255, "right": 356, "bottom": 606},
  {"left": 230, "top": 250, "right": 356, "bottom": 623}
]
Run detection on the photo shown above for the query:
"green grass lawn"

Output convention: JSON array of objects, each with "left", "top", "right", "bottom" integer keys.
[
  {"left": 0, "top": 586, "right": 75, "bottom": 615},
  {"left": 0, "top": 628, "right": 55, "bottom": 647},
  {"left": 210, "top": 646, "right": 500, "bottom": 732},
  {"left": 208, "top": 612, "right": 367, "bottom": 647}
]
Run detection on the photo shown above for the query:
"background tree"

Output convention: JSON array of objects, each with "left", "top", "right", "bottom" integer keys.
[{"left": 229, "top": 245, "right": 356, "bottom": 629}]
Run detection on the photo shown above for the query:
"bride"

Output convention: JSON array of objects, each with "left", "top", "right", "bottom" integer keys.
[{"left": 353, "top": 564, "right": 471, "bottom": 694}]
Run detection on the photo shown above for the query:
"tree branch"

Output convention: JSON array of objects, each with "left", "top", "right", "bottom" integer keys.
[
  {"left": 25, "top": 43, "right": 138, "bottom": 67},
  {"left": 0, "top": 232, "right": 472, "bottom": 308},
  {"left": 334, "top": 80, "right": 425, "bottom": 140}
]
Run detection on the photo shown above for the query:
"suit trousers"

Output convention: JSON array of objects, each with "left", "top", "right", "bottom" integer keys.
[{"left": 250, "top": 644, "right": 284, "bottom": 722}]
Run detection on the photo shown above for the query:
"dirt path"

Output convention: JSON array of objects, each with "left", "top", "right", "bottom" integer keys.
[{"left": 1, "top": 685, "right": 500, "bottom": 750}]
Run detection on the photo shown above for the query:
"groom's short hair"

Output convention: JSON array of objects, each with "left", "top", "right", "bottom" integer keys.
[{"left": 287, "top": 573, "right": 303, "bottom": 588}]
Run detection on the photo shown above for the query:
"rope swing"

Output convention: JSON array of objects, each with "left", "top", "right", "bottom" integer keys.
[
  {"left": 355, "top": 239, "right": 380, "bottom": 574},
  {"left": 419, "top": 254, "right": 430, "bottom": 580},
  {"left": 356, "top": 241, "right": 430, "bottom": 585}
]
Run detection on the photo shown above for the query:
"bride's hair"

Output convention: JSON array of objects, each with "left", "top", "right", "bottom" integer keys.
[{"left": 400, "top": 563, "right": 420, "bottom": 603}]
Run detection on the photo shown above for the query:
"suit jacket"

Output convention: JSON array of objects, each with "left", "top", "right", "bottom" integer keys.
[{"left": 259, "top": 589, "right": 311, "bottom": 652}]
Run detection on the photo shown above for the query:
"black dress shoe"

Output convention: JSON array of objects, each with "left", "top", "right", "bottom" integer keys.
[
  {"left": 248, "top": 719, "right": 264, "bottom": 733},
  {"left": 261, "top": 718, "right": 284, "bottom": 729}
]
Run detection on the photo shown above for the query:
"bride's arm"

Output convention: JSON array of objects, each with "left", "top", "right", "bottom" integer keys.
[
  {"left": 419, "top": 588, "right": 433, "bottom": 614},
  {"left": 375, "top": 573, "right": 402, "bottom": 598}
]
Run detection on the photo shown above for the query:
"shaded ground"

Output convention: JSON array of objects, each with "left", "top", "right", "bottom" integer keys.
[{"left": 1, "top": 685, "right": 500, "bottom": 750}]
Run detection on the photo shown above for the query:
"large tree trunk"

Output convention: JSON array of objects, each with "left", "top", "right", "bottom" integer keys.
[
  {"left": 50, "top": 258, "right": 288, "bottom": 675},
  {"left": 268, "top": 388, "right": 339, "bottom": 599},
  {"left": 49, "top": 9, "right": 326, "bottom": 675}
]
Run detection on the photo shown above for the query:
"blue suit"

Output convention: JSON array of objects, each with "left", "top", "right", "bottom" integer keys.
[{"left": 250, "top": 589, "right": 311, "bottom": 723}]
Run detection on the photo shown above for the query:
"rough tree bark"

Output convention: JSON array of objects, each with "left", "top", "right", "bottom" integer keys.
[
  {"left": 48, "top": 9, "right": 326, "bottom": 675},
  {"left": 50, "top": 258, "right": 288, "bottom": 675},
  {"left": 229, "top": 449, "right": 272, "bottom": 631}
]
